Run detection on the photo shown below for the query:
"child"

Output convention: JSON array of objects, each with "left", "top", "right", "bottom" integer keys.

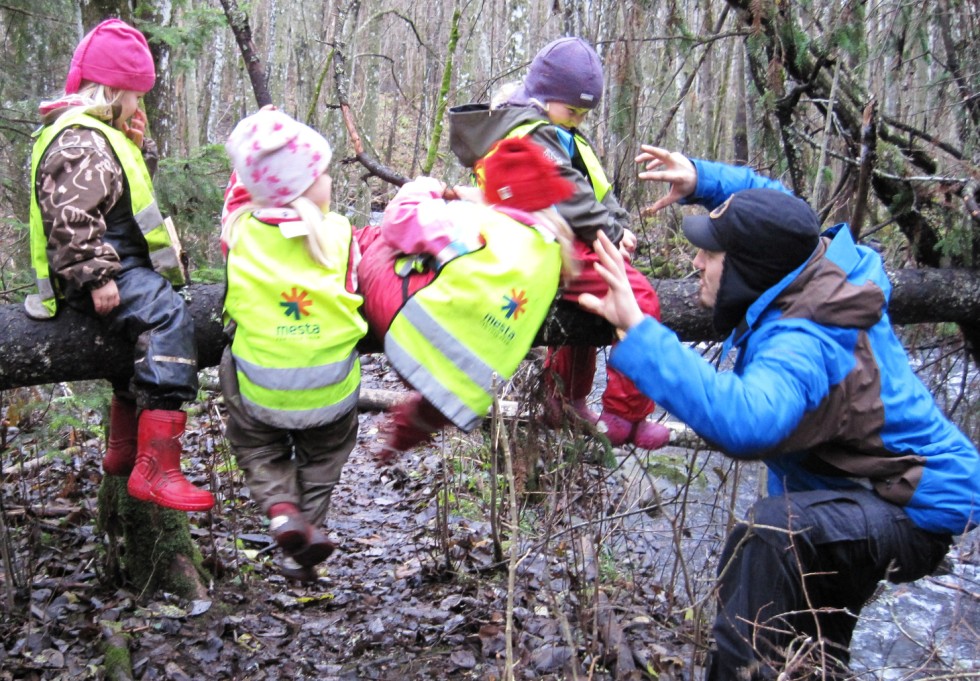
[
  {"left": 27, "top": 19, "right": 213, "bottom": 511},
  {"left": 448, "top": 37, "right": 670, "bottom": 450},
  {"left": 356, "top": 137, "right": 579, "bottom": 456},
  {"left": 221, "top": 109, "right": 367, "bottom": 581}
]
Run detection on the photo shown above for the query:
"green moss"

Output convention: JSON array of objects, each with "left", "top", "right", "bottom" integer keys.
[
  {"left": 96, "top": 476, "right": 209, "bottom": 598},
  {"left": 101, "top": 634, "right": 132, "bottom": 680}
]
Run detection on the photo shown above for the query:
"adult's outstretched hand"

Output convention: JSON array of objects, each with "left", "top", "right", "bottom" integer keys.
[
  {"left": 577, "top": 232, "right": 646, "bottom": 334},
  {"left": 635, "top": 145, "right": 698, "bottom": 216}
]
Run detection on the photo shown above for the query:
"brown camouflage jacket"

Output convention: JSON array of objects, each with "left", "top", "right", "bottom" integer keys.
[{"left": 34, "top": 112, "right": 158, "bottom": 292}]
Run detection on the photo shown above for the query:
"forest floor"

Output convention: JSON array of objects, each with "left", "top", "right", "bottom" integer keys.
[{"left": 1, "top": 355, "right": 979, "bottom": 681}]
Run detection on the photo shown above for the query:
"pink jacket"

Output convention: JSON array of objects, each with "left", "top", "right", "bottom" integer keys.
[{"left": 380, "top": 177, "right": 484, "bottom": 266}]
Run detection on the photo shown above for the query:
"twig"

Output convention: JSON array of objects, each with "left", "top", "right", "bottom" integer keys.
[
  {"left": 493, "top": 384, "right": 522, "bottom": 681},
  {"left": 810, "top": 57, "right": 841, "bottom": 204}
]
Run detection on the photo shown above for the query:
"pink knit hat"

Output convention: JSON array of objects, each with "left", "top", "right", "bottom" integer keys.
[
  {"left": 65, "top": 19, "right": 156, "bottom": 94},
  {"left": 226, "top": 109, "right": 333, "bottom": 208}
]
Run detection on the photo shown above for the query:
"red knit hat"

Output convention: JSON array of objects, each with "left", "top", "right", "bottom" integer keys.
[
  {"left": 477, "top": 138, "right": 575, "bottom": 211},
  {"left": 65, "top": 19, "right": 156, "bottom": 94}
]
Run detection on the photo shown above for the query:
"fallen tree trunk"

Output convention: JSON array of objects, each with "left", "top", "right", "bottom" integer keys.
[{"left": 2, "top": 267, "right": 979, "bottom": 391}]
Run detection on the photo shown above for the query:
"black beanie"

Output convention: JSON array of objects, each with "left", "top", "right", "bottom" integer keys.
[{"left": 682, "top": 189, "right": 821, "bottom": 333}]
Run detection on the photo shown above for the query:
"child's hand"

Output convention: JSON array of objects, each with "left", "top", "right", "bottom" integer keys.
[
  {"left": 91, "top": 280, "right": 120, "bottom": 316},
  {"left": 122, "top": 108, "right": 147, "bottom": 148},
  {"left": 451, "top": 185, "right": 485, "bottom": 204},
  {"left": 619, "top": 229, "right": 637, "bottom": 262}
]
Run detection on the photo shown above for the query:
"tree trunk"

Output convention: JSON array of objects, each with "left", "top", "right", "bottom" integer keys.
[
  {"left": 3, "top": 269, "right": 980, "bottom": 391},
  {"left": 97, "top": 478, "right": 209, "bottom": 600}
]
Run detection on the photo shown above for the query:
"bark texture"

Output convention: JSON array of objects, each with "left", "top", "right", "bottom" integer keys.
[{"left": 3, "top": 270, "right": 980, "bottom": 391}]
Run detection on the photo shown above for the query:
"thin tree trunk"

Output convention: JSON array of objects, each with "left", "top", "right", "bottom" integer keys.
[
  {"left": 422, "top": 5, "right": 461, "bottom": 174},
  {"left": 218, "top": 0, "right": 272, "bottom": 108}
]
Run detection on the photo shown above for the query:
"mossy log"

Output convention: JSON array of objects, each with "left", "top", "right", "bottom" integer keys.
[{"left": 2, "top": 268, "right": 980, "bottom": 391}]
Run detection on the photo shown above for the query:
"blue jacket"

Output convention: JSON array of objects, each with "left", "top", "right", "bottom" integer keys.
[{"left": 611, "top": 159, "right": 980, "bottom": 536}]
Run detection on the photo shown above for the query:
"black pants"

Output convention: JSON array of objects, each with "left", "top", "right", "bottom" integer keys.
[
  {"left": 68, "top": 265, "right": 198, "bottom": 409},
  {"left": 708, "top": 489, "right": 951, "bottom": 680}
]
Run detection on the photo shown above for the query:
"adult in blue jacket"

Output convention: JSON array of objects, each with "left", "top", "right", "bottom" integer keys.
[{"left": 580, "top": 145, "right": 980, "bottom": 679}]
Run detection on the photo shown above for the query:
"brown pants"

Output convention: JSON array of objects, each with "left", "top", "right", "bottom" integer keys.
[{"left": 219, "top": 348, "right": 357, "bottom": 525}]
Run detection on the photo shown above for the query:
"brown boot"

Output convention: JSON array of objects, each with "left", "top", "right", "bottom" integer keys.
[
  {"left": 103, "top": 396, "right": 139, "bottom": 476},
  {"left": 128, "top": 409, "right": 215, "bottom": 512}
]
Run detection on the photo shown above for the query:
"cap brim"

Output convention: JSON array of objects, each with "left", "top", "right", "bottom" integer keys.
[{"left": 682, "top": 214, "right": 724, "bottom": 251}]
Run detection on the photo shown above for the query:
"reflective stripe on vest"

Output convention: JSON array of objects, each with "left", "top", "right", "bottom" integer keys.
[
  {"left": 385, "top": 205, "right": 561, "bottom": 431},
  {"left": 225, "top": 212, "right": 367, "bottom": 430},
  {"left": 28, "top": 113, "right": 184, "bottom": 318},
  {"left": 501, "top": 121, "right": 612, "bottom": 202}
]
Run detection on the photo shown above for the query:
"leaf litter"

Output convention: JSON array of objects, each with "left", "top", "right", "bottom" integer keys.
[{"left": 1, "top": 359, "right": 978, "bottom": 679}]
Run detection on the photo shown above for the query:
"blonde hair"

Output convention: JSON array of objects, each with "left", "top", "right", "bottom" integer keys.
[
  {"left": 52, "top": 82, "right": 127, "bottom": 127},
  {"left": 222, "top": 195, "right": 336, "bottom": 270},
  {"left": 490, "top": 80, "right": 547, "bottom": 114}
]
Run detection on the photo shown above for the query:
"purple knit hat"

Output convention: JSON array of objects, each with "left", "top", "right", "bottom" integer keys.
[
  {"left": 65, "top": 19, "right": 156, "bottom": 94},
  {"left": 516, "top": 37, "right": 604, "bottom": 109}
]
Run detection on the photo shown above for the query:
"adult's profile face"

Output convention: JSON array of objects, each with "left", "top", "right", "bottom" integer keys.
[{"left": 693, "top": 249, "right": 725, "bottom": 309}]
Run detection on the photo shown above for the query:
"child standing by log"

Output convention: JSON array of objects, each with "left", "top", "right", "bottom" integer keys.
[
  {"left": 27, "top": 19, "right": 213, "bottom": 512},
  {"left": 221, "top": 109, "right": 367, "bottom": 582}
]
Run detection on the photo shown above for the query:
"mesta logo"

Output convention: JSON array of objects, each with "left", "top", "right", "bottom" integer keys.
[
  {"left": 280, "top": 287, "right": 313, "bottom": 320},
  {"left": 501, "top": 288, "right": 528, "bottom": 320}
]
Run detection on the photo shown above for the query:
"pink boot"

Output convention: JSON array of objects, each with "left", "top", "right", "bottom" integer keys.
[
  {"left": 268, "top": 502, "right": 311, "bottom": 555},
  {"left": 543, "top": 397, "right": 600, "bottom": 428},
  {"left": 375, "top": 393, "right": 449, "bottom": 464},
  {"left": 597, "top": 413, "right": 670, "bottom": 450},
  {"left": 597, "top": 412, "right": 633, "bottom": 446},
  {"left": 630, "top": 420, "right": 671, "bottom": 450}
]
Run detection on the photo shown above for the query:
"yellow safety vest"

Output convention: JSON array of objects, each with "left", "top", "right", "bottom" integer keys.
[
  {"left": 476, "top": 120, "right": 612, "bottom": 202},
  {"left": 385, "top": 205, "right": 562, "bottom": 431},
  {"left": 224, "top": 212, "right": 367, "bottom": 429},
  {"left": 27, "top": 113, "right": 185, "bottom": 319}
]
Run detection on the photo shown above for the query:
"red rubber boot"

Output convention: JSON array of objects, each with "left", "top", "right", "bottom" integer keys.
[
  {"left": 103, "top": 396, "right": 139, "bottom": 476},
  {"left": 127, "top": 409, "right": 215, "bottom": 512}
]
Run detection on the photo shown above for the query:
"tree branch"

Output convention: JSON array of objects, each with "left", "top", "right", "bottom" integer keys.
[{"left": 217, "top": 0, "right": 272, "bottom": 108}]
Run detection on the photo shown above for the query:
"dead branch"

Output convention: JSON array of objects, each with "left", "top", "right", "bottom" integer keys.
[
  {"left": 217, "top": 0, "right": 272, "bottom": 108},
  {"left": 850, "top": 99, "right": 878, "bottom": 239},
  {"left": 331, "top": 3, "right": 409, "bottom": 187}
]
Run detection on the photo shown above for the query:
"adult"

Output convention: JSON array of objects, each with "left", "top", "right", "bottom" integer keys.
[
  {"left": 578, "top": 146, "right": 980, "bottom": 678},
  {"left": 27, "top": 19, "right": 212, "bottom": 511},
  {"left": 448, "top": 37, "right": 671, "bottom": 450}
]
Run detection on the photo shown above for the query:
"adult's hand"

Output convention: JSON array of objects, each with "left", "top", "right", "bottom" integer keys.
[
  {"left": 635, "top": 145, "right": 697, "bottom": 216},
  {"left": 578, "top": 232, "right": 645, "bottom": 333},
  {"left": 91, "top": 279, "right": 120, "bottom": 316}
]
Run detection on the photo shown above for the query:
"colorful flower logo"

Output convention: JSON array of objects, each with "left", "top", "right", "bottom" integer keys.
[
  {"left": 502, "top": 289, "right": 528, "bottom": 319},
  {"left": 280, "top": 287, "right": 313, "bottom": 320}
]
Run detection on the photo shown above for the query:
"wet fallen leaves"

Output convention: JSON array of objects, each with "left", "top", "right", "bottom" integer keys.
[{"left": 0, "top": 372, "right": 698, "bottom": 680}]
